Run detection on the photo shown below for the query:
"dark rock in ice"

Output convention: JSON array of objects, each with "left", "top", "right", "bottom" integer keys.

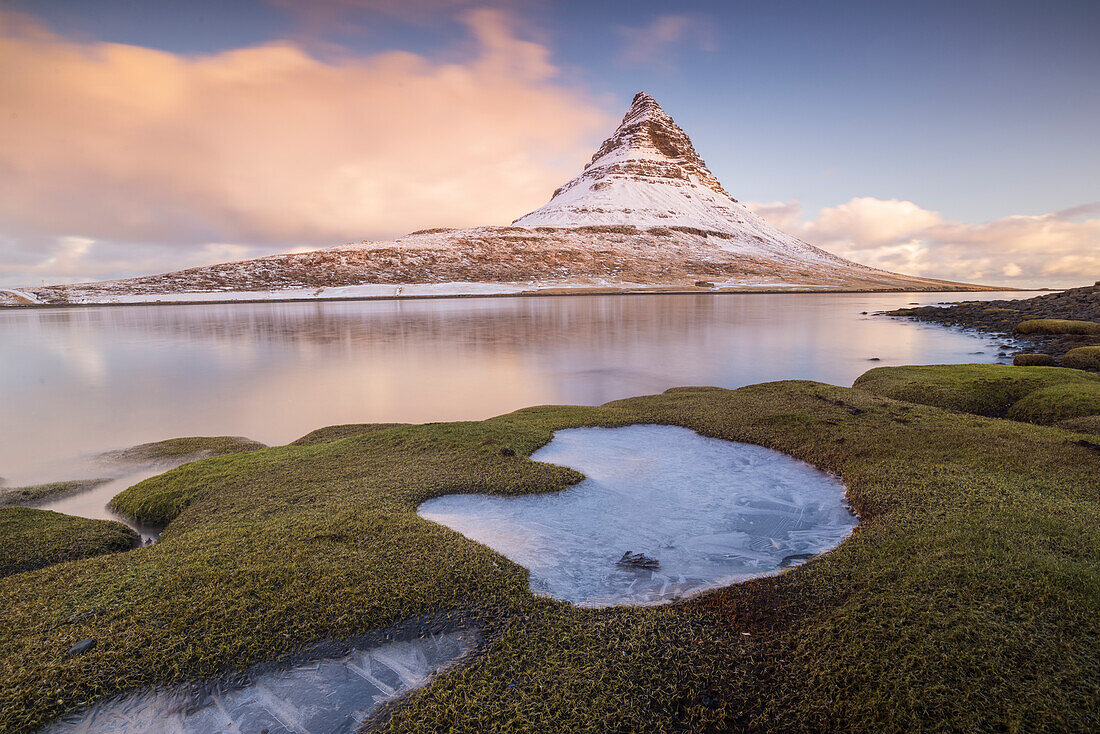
[
  {"left": 66, "top": 639, "right": 96, "bottom": 657},
  {"left": 868, "top": 357, "right": 881, "bottom": 361},
  {"left": 694, "top": 281, "right": 716, "bottom": 288},
  {"left": 780, "top": 553, "right": 816, "bottom": 568},
  {"left": 617, "top": 551, "right": 660, "bottom": 570}
]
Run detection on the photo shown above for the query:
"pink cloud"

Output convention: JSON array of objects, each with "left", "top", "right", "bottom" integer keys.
[
  {"left": 0, "top": 8, "right": 610, "bottom": 283},
  {"left": 747, "top": 197, "right": 1100, "bottom": 288}
]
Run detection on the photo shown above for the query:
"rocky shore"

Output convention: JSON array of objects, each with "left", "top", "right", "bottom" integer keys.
[{"left": 888, "top": 282, "right": 1100, "bottom": 360}]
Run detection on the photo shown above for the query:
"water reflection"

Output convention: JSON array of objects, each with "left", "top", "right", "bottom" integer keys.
[{"left": 0, "top": 292, "right": 1025, "bottom": 484}]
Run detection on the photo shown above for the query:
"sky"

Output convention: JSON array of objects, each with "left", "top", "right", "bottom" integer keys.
[{"left": 0, "top": 0, "right": 1097, "bottom": 288}]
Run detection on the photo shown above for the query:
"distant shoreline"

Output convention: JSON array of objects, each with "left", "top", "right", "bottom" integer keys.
[{"left": 0, "top": 284, "right": 1027, "bottom": 310}]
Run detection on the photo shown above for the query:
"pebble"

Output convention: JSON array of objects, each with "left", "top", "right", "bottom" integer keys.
[{"left": 66, "top": 639, "right": 96, "bottom": 658}]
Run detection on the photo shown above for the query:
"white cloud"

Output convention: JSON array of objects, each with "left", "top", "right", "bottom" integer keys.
[
  {"left": 615, "top": 14, "right": 716, "bottom": 70},
  {"left": 747, "top": 197, "right": 1100, "bottom": 288}
]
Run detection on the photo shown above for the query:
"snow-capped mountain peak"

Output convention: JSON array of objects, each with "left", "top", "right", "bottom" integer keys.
[
  {"left": 8, "top": 91, "right": 989, "bottom": 306},
  {"left": 513, "top": 91, "right": 766, "bottom": 235},
  {"left": 581, "top": 91, "right": 731, "bottom": 199}
]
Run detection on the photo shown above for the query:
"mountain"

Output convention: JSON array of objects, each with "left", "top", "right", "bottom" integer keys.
[{"left": 4, "top": 92, "right": 990, "bottom": 306}]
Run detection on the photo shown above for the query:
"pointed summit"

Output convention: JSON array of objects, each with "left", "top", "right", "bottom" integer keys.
[
  {"left": 581, "top": 91, "right": 730, "bottom": 199},
  {"left": 514, "top": 91, "right": 749, "bottom": 230}
]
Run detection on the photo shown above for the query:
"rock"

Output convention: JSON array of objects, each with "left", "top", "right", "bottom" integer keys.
[
  {"left": 868, "top": 357, "right": 881, "bottom": 361},
  {"left": 617, "top": 551, "right": 660, "bottom": 570},
  {"left": 499, "top": 447, "right": 515, "bottom": 457},
  {"left": 66, "top": 639, "right": 96, "bottom": 657},
  {"left": 780, "top": 553, "right": 816, "bottom": 568},
  {"left": 694, "top": 281, "right": 716, "bottom": 288}
]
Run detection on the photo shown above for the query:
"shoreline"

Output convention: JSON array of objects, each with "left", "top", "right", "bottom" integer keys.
[
  {"left": 886, "top": 282, "right": 1098, "bottom": 360},
  {"left": 0, "top": 284, "right": 1023, "bottom": 310}
]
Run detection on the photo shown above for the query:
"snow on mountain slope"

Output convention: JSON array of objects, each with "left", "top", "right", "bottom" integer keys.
[
  {"left": 14, "top": 92, "right": 991, "bottom": 306},
  {"left": 513, "top": 91, "right": 843, "bottom": 265}
]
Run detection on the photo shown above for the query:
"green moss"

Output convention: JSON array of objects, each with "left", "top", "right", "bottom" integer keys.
[
  {"left": 854, "top": 363, "right": 1100, "bottom": 425},
  {"left": 0, "top": 508, "right": 138, "bottom": 578},
  {"left": 98, "top": 436, "right": 266, "bottom": 463},
  {"left": 1063, "top": 346, "right": 1100, "bottom": 371},
  {"left": 1013, "top": 353, "right": 1056, "bottom": 366},
  {"left": 982, "top": 307, "right": 1018, "bottom": 314},
  {"left": 0, "top": 479, "right": 111, "bottom": 507},
  {"left": 1, "top": 383, "right": 1098, "bottom": 732},
  {"left": 1057, "top": 414, "right": 1100, "bottom": 435},
  {"left": 289, "top": 423, "right": 409, "bottom": 446},
  {"left": 1014, "top": 318, "right": 1100, "bottom": 335},
  {"left": 1009, "top": 382, "right": 1100, "bottom": 424}
]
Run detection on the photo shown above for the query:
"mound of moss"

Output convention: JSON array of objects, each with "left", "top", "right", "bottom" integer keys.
[
  {"left": 1063, "top": 345, "right": 1100, "bottom": 371},
  {"left": 1057, "top": 415, "right": 1100, "bottom": 435},
  {"left": 289, "top": 423, "right": 409, "bottom": 446},
  {"left": 854, "top": 364, "right": 1100, "bottom": 425},
  {"left": 0, "top": 508, "right": 138, "bottom": 578},
  {"left": 98, "top": 436, "right": 266, "bottom": 464},
  {"left": 0, "top": 478, "right": 111, "bottom": 507},
  {"left": 1013, "top": 353, "right": 1056, "bottom": 366},
  {"left": 1, "top": 383, "right": 1097, "bottom": 732},
  {"left": 1014, "top": 318, "right": 1100, "bottom": 336}
]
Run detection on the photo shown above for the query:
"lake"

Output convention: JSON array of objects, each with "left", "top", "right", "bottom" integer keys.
[{"left": 0, "top": 291, "right": 1028, "bottom": 491}]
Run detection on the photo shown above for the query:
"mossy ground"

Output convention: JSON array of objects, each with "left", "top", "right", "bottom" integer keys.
[
  {"left": 854, "top": 363, "right": 1100, "bottom": 425},
  {"left": 0, "top": 374, "right": 1097, "bottom": 732},
  {"left": 97, "top": 435, "right": 266, "bottom": 464},
  {"left": 289, "top": 423, "right": 410, "bottom": 447},
  {"left": 0, "top": 508, "right": 138, "bottom": 578},
  {"left": 0, "top": 478, "right": 111, "bottom": 507},
  {"left": 1064, "top": 345, "right": 1100, "bottom": 371},
  {"left": 1014, "top": 318, "right": 1100, "bottom": 336}
]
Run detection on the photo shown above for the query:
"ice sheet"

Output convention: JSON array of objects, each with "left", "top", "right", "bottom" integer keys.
[
  {"left": 43, "top": 628, "right": 478, "bottom": 734},
  {"left": 419, "top": 425, "right": 857, "bottom": 606}
]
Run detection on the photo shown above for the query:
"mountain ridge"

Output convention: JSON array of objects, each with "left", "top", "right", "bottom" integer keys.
[{"left": 2, "top": 92, "right": 995, "bottom": 306}]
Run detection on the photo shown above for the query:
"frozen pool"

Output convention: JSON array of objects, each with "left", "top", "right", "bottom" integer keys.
[
  {"left": 418, "top": 425, "right": 857, "bottom": 606},
  {"left": 44, "top": 627, "right": 478, "bottom": 734}
]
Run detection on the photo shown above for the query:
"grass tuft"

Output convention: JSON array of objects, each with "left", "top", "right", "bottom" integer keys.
[
  {"left": 1013, "top": 353, "right": 1056, "bottom": 366},
  {"left": 1063, "top": 345, "right": 1100, "bottom": 371},
  {"left": 0, "top": 508, "right": 138, "bottom": 578},
  {"left": 289, "top": 423, "right": 409, "bottom": 446},
  {"left": 1014, "top": 318, "right": 1100, "bottom": 336},
  {"left": 98, "top": 436, "right": 265, "bottom": 464},
  {"left": 854, "top": 363, "right": 1100, "bottom": 425},
  {"left": 0, "top": 479, "right": 111, "bottom": 507}
]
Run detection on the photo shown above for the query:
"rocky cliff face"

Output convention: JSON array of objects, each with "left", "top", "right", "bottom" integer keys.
[
  {"left": 511, "top": 92, "right": 851, "bottom": 268},
  {"left": 14, "top": 92, "right": 989, "bottom": 306}
]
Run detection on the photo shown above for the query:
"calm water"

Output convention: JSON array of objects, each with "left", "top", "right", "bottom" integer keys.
[{"left": 0, "top": 291, "right": 1027, "bottom": 487}]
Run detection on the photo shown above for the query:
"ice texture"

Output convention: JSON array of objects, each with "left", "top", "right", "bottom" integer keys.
[
  {"left": 419, "top": 425, "right": 857, "bottom": 606},
  {"left": 44, "top": 628, "right": 478, "bottom": 734}
]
